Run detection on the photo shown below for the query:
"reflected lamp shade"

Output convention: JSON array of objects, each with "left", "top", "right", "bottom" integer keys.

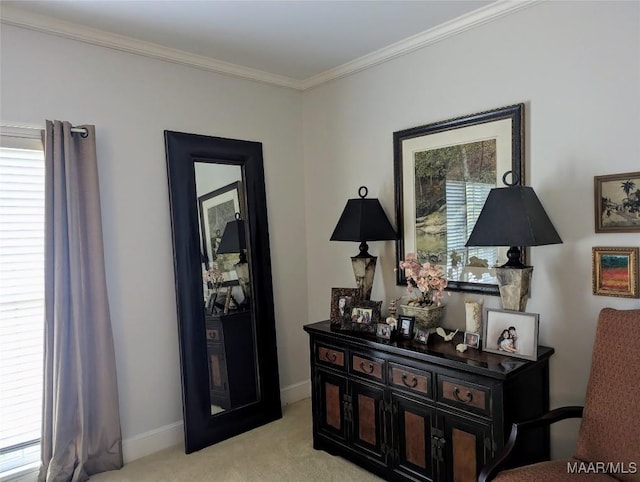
[
  {"left": 217, "top": 214, "right": 246, "bottom": 257},
  {"left": 330, "top": 186, "right": 397, "bottom": 300},
  {"left": 465, "top": 184, "right": 562, "bottom": 311},
  {"left": 217, "top": 213, "right": 250, "bottom": 305}
]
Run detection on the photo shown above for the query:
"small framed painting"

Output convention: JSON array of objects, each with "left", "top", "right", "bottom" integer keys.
[
  {"left": 594, "top": 171, "right": 640, "bottom": 233},
  {"left": 592, "top": 247, "right": 639, "bottom": 298},
  {"left": 483, "top": 309, "right": 539, "bottom": 361}
]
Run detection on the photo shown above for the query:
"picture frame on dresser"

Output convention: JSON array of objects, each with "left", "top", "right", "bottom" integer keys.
[
  {"left": 376, "top": 323, "right": 392, "bottom": 340},
  {"left": 483, "top": 308, "right": 539, "bottom": 361},
  {"left": 398, "top": 314, "right": 415, "bottom": 339},
  {"left": 329, "top": 287, "right": 360, "bottom": 328},
  {"left": 464, "top": 331, "right": 481, "bottom": 349},
  {"left": 413, "top": 327, "right": 431, "bottom": 344},
  {"left": 343, "top": 299, "right": 382, "bottom": 332}
]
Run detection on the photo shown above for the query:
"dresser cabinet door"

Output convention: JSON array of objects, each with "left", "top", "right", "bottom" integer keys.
[
  {"left": 315, "top": 370, "right": 348, "bottom": 443},
  {"left": 350, "top": 381, "right": 386, "bottom": 465},
  {"left": 391, "top": 394, "right": 436, "bottom": 482},
  {"left": 440, "top": 412, "right": 491, "bottom": 482}
]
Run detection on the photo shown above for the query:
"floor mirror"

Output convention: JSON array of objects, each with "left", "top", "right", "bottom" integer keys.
[{"left": 165, "top": 131, "right": 281, "bottom": 453}]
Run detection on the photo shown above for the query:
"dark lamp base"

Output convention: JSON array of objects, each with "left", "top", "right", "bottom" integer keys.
[{"left": 500, "top": 246, "right": 528, "bottom": 268}]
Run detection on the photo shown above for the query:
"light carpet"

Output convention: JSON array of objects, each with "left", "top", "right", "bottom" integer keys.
[{"left": 90, "top": 398, "right": 382, "bottom": 481}]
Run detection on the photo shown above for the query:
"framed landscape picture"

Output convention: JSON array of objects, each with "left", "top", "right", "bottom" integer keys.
[
  {"left": 594, "top": 171, "right": 640, "bottom": 233},
  {"left": 394, "top": 103, "right": 525, "bottom": 295},
  {"left": 592, "top": 247, "right": 639, "bottom": 298}
]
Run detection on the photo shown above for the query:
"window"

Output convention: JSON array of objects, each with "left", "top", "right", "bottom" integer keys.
[
  {"left": 0, "top": 132, "right": 45, "bottom": 477},
  {"left": 445, "top": 180, "right": 495, "bottom": 283}
]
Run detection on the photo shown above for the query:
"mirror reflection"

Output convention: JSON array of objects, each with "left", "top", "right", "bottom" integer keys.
[{"left": 194, "top": 162, "right": 259, "bottom": 415}]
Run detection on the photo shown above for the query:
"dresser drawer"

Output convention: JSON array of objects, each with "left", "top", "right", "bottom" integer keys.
[
  {"left": 388, "top": 363, "right": 432, "bottom": 398},
  {"left": 206, "top": 317, "right": 222, "bottom": 342},
  {"left": 206, "top": 327, "right": 222, "bottom": 341},
  {"left": 437, "top": 375, "right": 491, "bottom": 416},
  {"left": 317, "top": 344, "right": 346, "bottom": 370},
  {"left": 350, "top": 353, "right": 385, "bottom": 382}
]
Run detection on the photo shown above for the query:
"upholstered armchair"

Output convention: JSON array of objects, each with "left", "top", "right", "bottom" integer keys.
[{"left": 480, "top": 308, "right": 640, "bottom": 482}]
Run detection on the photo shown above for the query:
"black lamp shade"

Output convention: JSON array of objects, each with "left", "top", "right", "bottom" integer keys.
[
  {"left": 217, "top": 218, "right": 246, "bottom": 254},
  {"left": 465, "top": 186, "right": 562, "bottom": 248},
  {"left": 330, "top": 198, "right": 397, "bottom": 243}
]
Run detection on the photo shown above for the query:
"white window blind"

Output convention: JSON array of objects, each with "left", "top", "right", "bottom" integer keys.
[
  {"left": 446, "top": 180, "right": 495, "bottom": 282},
  {"left": 0, "top": 141, "right": 45, "bottom": 476}
]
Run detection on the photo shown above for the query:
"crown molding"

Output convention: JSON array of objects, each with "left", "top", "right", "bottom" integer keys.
[
  {"left": 299, "top": 0, "right": 538, "bottom": 90},
  {"left": 0, "top": 5, "right": 302, "bottom": 90},
  {"left": 1, "top": 1, "right": 538, "bottom": 91}
]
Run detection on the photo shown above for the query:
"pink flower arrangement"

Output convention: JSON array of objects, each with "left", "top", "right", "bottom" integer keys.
[
  {"left": 398, "top": 253, "right": 448, "bottom": 306},
  {"left": 203, "top": 266, "right": 224, "bottom": 288}
]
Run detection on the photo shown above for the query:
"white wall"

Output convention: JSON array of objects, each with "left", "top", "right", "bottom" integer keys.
[
  {"left": 0, "top": 24, "right": 309, "bottom": 460},
  {"left": 302, "top": 1, "right": 639, "bottom": 458}
]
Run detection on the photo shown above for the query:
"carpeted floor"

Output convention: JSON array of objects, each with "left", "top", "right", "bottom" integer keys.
[{"left": 90, "top": 398, "right": 382, "bottom": 481}]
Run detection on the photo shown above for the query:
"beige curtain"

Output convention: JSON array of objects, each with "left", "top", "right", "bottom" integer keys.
[{"left": 39, "top": 121, "right": 122, "bottom": 481}]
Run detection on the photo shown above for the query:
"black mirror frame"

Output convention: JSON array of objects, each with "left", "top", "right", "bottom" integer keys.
[
  {"left": 165, "top": 131, "right": 281, "bottom": 453},
  {"left": 393, "top": 104, "right": 525, "bottom": 295}
]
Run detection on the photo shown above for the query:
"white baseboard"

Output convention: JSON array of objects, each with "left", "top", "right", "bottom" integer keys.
[
  {"left": 122, "top": 420, "right": 184, "bottom": 464},
  {"left": 121, "top": 379, "right": 311, "bottom": 463},
  {"left": 280, "top": 379, "right": 311, "bottom": 406}
]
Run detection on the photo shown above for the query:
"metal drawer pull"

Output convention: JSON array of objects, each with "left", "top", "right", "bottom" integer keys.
[
  {"left": 401, "top": 373, "right": 418, "bottom": 388},
  {"left": 452, "top": 386, "right": 473, "bottom": 403},
  {"left": 324, "top": 351, "right": 337, "bottom": 362},
  {"left": 360, "top": 361, "right": 375, "bottom": 374}
]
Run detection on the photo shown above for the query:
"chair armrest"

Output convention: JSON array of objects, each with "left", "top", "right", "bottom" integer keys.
[{"left": 478, "top": 406, "right": 584, "bottom": 482}]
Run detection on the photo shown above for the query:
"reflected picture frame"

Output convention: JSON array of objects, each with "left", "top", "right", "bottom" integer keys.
[
  {"left": 394, "top": 104, "right": 525, "bottom": 295},
  {"left": 592, "top": 247, "right": 639, "bottom": 298},
  {"left": 483, "top": 308, "right": 539, "bottom": 361},
  {"left": 198, "top": 181, "right": 243, "bottom": 282},
  {"left": 594, "top": 171, "right": 640, "bottom": 233}
]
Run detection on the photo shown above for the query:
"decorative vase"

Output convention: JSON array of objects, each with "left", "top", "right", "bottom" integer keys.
[
  {"left": 464, "top": 299, "right": 483, "bottom": 334},
  {"left": 400, "top": 303, "right": 445, "bottom": 329}
]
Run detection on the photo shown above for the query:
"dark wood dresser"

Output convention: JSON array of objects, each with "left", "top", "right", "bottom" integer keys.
[
  {"left": 205, "top": 310, "right": 257, "bottom": 410},
  {"left": 304, "top": 320, "right": 554, "bottom": 482}
]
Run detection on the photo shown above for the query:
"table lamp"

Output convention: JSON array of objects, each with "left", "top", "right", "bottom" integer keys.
[
  {"left": 465, "top": 174, "right": 562, "bottom": 311},
  {"left": 330, "top": 186, "right": 398, "bottom": 300},
  {"left": 217, "top": 213, "right": 250, "bottom": 307}
]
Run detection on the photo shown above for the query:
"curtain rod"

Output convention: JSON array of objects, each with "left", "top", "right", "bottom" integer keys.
[{"left": 1, "top": 123, "right": 88, "bottom": 136}]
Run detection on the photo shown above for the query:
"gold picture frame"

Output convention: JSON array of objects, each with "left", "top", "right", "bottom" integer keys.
[{"left": 592, "top": 247, "right": 639, "bottom": 298}]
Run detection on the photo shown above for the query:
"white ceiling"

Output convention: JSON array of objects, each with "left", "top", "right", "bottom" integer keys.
[{"left": 1, "top": 0, "right": 528, "bottom": 89}]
